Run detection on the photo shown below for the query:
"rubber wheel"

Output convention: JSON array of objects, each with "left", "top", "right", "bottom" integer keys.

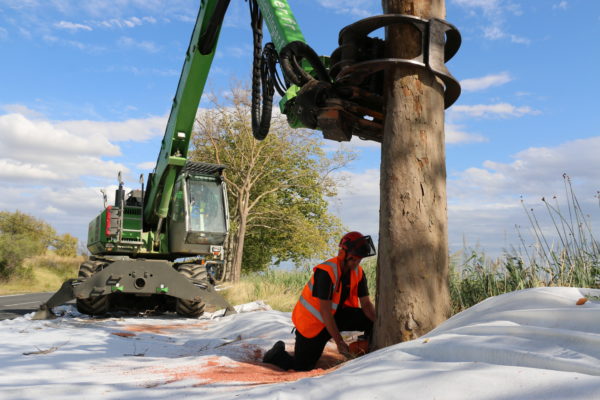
[
  {"left": 76, "top": 260, "right": 109, "bottom": 316},
  {"left": 175, "top": 263, "right": 207, "bottom": 318}
]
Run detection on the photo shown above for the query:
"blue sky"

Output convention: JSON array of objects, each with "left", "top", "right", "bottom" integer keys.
[{"left": 1, "top": 0, "right": 599, "bottom": 259}]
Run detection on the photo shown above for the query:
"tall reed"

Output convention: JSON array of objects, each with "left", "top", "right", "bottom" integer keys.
[
  {"left": 228, "top": 177, "right": 599, "bottom": 315},
  {"left": 450, "top": 175, "right": 600, "bottom": 313}
]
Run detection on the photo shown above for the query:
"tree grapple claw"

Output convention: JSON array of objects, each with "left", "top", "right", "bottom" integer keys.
[{"left": 312, "top": 13, "right": 461, "bottom": 143}]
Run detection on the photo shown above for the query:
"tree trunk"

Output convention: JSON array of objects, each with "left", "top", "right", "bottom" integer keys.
[
  {"left": 223, "top": 229, "right": 235, "bottom": 282},
  {"left": 230, "top": 191, "right": 250, "bottom": 283},
  {"left": 373, "top": 0, "right": 451, "bottom": 349}
]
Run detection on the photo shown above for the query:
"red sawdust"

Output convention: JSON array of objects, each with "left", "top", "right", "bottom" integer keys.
[
  {"left": 576, "top": 297, "right": 588, "bottom": 305},
  {"left": 112, "top": 332, "right": 136, "bottom": 337},
  {"left": 148, "top": 346, "right": 346, "bottom": 388},
  {"left": 120, "top": 322, "right": 208, "bottom": 335}
]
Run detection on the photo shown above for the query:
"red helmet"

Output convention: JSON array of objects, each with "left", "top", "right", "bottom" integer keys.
[{"left": 339, "top": 231, "right": 376, "bottom": 258}]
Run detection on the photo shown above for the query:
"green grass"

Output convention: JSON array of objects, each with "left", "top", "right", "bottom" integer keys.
[
  {"left": 221, "top": 257, "right": 378, "bottom": 312},
  {"left": 449, "top": 247, "right": 599, "bottom": 315},
  {"left": 0, "top": 253, "right": 81, "bottom": 295},
  {"left": 223, "top": 245, "right": 599, "bottom": 315},
  {"left": 221, "top": 268, "right": 312, "bottom": 311}
]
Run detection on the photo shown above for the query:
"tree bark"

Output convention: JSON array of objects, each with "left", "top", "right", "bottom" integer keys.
[
  {"left": 230, "top": 191, "right": 250, "bottom": 283},
  {"left": 373, "top": 0, "right": 451, "bottom": 348}
]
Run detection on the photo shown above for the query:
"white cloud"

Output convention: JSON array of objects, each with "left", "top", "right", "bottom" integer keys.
[
  {"left": 446, "top": 124, "right": 487, "bottom": 144},
  {"left": 0, "top": 0, "right": 40, "bottom": 10},
  {"left": 1, "top": 104, "right": 45, "bottom": 118},
  {"left": 331, "top": 135, "right": 600, "bottom": 257},
  {"left": 0, "top": 1, "right": 179, "bottom": 46},
  {"left": 0, "top": 109, "right": 166, "bottom": 188},
  {"left": 461, "top": 72, "right": 512, "bottom": 92},
  {"left": 18, "top": 27, "right": 32, "bottom": 39},
  {"left": 484, "top": 26, "right": 505, "bottom": 40},
  {"left": 54, "top": 21, "right": 93, "bottom": 32},
  {"left": 483, "top": 26, "right": 531, "bottom": 44},
  {"left": 0, "top": 184, "right": 116, "bottom": 240},
  {"left": 452, "top": 0, "right": 501, "bottom": 14},
  {"left": 137, "top": 161, "right": 156, "bottom": 170},
  {"left": 477, "top": 137, "right": 600, "bottom": 192},
  {"left": 56, "top": 115, "right": 165, "bottom": 142},
  {"left": 43, "top": 205, "right": 64, "bottom": 214},
  {"left": 553, "top": 1, "right": 568, "bottom": 10},
  {"left": 452, "top": 0, "right": 521, "bottom": 17},
  {"left": 509, "top": 35, "right": 531, "bottom": 45},
  {"left": 105, "top": 65, "right": 178, "bottom": 77},
  {"left": 96, "top": 16, "right": 157, "bottom": 29},
  {"left": 0, "top": 159, "right": 62, "bottom": 181},
  {"left": 226, "top": 46, "right": 251, "bottom": 59},
  {"left": 117, "top": 36, "right": 160, "bottom": 53},
  {"left": 330, "top": 168, "right": 380, "bottom": 237},
  {"left": 0, "top": 27, "right": 7, "bottom": 40},
  {"left": 316, "top": 0, "right": 375, "bottom": 17},
  {"left": 79, "top": 1, "right": 193, "bottom": 18},
  {"left": 447, "top": 136, "right": 600, "bottom": 254},
  {"left": 452, "top": 0, "right": 529, "bottom": 44},
  {"left": 0, "top": 0, "right": 193, "bottom": 18},
  {"left": 43, "top": 34, "right": 58, "bottom": 42},
  {"left": 0, "top": 108, "right": 169, "bottom": 240},
  {"left": 0, "top": 113, "right": 120, "bottom": 158},
  {"left": 450, "top": 103, "right": 541, "bottom": 118},
  {"left": 42, "top": 33, "right": 105, "bottom": 53}
]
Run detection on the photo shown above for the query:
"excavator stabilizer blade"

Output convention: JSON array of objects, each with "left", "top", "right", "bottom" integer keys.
[{"left": 31, "top": 279, "right": 77, "bottom": 320}]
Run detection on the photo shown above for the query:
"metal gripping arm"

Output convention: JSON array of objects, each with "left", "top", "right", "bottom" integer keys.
[{"left": 144, "top": 0, "right": 231, "bottom": 228}]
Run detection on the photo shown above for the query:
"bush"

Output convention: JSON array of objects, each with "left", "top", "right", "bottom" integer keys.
[
  {"left": 0, "top": 234, "right": 42, "bottom": 280},
  {"left": 0, "top": 210, "right": 78, "bottom": 280},
  {"left": 53, "top": 233, "right": 78, "bottom": 257}
]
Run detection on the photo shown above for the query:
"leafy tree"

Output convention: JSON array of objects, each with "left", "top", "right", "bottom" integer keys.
[
  {"left": 53, "top": 233, "right": 78, "bottom": 257},
  {"left": 0, "top": 211, "right": 56, "bottom": 249},
  {"left": 0, "top": 211, "right": 57, "bottom": 279},
  {"left": 0, "top": 234, "right": 42, "bottom": 280},
  {"left": 191, "top": 86, "right": 354, "bottom": 281}
]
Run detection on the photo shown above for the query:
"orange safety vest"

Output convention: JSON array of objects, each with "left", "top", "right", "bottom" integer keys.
[{"left": 291, "top": 256, "right": 364, "bottom": 338}]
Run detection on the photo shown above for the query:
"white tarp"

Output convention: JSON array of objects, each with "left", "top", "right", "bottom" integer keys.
[{"left": 1, "top": 287, "right": 599, "bottom": 399}]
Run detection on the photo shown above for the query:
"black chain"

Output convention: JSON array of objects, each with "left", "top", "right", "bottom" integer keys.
[{"left": 249, "top": 0, "right": 274, "bottom": 140}]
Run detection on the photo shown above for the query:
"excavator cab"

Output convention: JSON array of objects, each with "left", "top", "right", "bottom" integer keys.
[{"left": 168, "top": 162, "right": 229, "bottom": 256}]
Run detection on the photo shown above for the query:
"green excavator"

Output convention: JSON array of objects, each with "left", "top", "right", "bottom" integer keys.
[{"left": 33, "top": 0, "right": 461, "bottom": 319}]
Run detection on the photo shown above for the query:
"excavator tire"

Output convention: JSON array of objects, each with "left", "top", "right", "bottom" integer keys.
[
  {"left": 175, "top": 263, "right": 207, "bottom": 318},
  {"left": 76, "top": 260, "right": 109, "bottom": 316}
]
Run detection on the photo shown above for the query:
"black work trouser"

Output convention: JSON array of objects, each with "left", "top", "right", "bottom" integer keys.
[{"left": 273, "top": 307, "right": 373, "bottom": 371}]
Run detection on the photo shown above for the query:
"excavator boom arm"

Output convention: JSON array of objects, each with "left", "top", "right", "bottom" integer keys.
[{"left": 143, "top": 0, "right": 309, "bottom": 228}]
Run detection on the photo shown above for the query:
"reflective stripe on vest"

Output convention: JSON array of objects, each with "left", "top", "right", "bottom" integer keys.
[
  {"left": 322, "top": 261, "right": 338, "bottom": 282},
  {"left": 307, "top": 278, "right": 339, "bottom": 310},
  {"left": 292, "top": 257, "right": 343, "bottom": 338},
  {"left": 298, "top": 296, "right": 324, "bottom": 323}
]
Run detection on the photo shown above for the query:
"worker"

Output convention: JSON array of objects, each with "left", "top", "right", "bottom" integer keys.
[
  {"left": 190, "top": 183, "right": 223, "bottom": 233},
  {"left": 263, "top": 231, "right": 376, "bottom": 371}
]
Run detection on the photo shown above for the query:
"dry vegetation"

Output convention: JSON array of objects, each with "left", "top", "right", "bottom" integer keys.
[{"left": 0, "top": 253, "right": 81, "bottom": 295}]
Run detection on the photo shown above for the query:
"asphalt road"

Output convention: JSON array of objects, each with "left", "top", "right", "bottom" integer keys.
[{"left": 0, "top": 292, "right": 70, "bottom": 320}]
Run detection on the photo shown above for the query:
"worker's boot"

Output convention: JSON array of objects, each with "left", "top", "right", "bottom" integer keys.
[{"left": 263, "top": 340, "right": 285, "bottom": 363}]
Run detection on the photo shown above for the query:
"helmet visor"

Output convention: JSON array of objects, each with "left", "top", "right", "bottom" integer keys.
[{"left": 345, "top": 235, "right": 376, "bottom": 258}]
